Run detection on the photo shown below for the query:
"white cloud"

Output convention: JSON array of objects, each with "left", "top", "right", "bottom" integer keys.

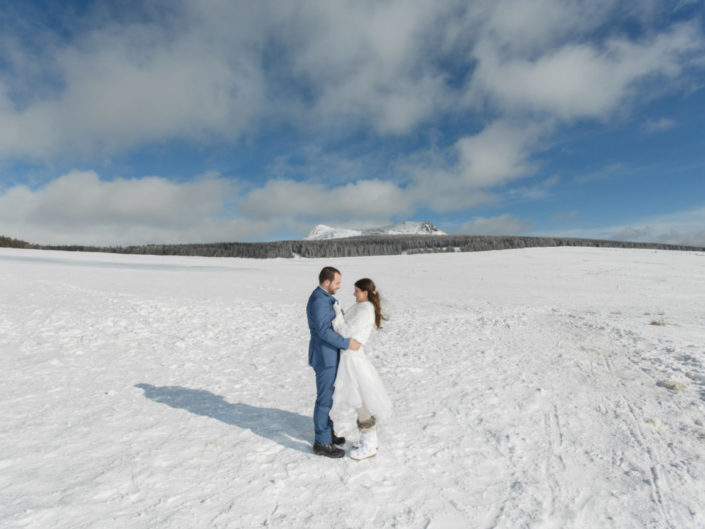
[
  {"left": 0, "top": 14, "right": 267, "bottom": 158},
  {"left": 3, "top": 170, "right": 230, "bottom": 224},
  {"left": 467, "top": 21, "right": 703, "bottom": 120},
  {"left": 240, "top": 178, "right": 414, "bottom": 222},
  {"left": 0, "top": 168, "right": 420, "bottom": 244},
  {"left": 453, "top": 121, "right": 544, "bottom": 187},
  {"left": 283, "top": 0, "right": 452, "bottom": 135},
  {"left": 550, "top": 210, "right": 580, "bottom": 222},
  {"left": 0, "top": 0, "right": 457, "bottom": 158},
  {"left": 574, "top": 163, "right": 629, "bottom": 184},
  {"left": 509, "top": 176, "right": 560, "bottom": 200},
  {"left": 456, "top": 214, "right": 531, "bottom": 235},
  {"left": 265, "top": 145, "right": 375, "bottom": 186},
  {"left": 0, "top": 170, "right": 258, "bottom": 245},
  {"left": 405, "top": 119, "right": 549, "bottom": 211},
  {"left": 0, "top": 1, "right": 702, "bottom": 161},
  {"left": 538, "top": 206, "right": 705, "bottom": 247},
  {"left": 462, "top": 0, "right": 617, "bottom": 56},
  {"left": 643, "top": 117, "right": 677, "bottom": 133},
  {"left": 610, "top": 208, "right": 705, "bottom": 247}
]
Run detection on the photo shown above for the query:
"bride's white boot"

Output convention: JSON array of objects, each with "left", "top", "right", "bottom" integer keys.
[
  {"left": 367, "top": 428, "right": 378, "bottom": 449},
  {"left": 350, "top": 428, "right": 378, "bottom": 460}
]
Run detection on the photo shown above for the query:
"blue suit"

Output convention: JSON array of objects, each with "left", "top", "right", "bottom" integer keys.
[{"left": 307, "top": 286, "right": 350, "bottom": 445}]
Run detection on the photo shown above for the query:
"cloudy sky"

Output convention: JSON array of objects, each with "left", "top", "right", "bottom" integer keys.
[{"left": 1, "top": 0, "right": 704, "bottom": 246}]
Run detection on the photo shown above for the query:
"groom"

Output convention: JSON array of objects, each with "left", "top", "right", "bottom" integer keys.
[{"left": 307, "top": 266, "right": 361, "bottom": 458}]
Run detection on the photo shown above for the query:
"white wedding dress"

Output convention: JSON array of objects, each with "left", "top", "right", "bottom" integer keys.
[{"left": 331, "top": 301, "right": 392, "bottom": 421}]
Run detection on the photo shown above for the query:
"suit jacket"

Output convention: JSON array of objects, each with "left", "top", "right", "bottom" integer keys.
[{"left": 307, "top": 286, "right": 350, "bottom": 369}]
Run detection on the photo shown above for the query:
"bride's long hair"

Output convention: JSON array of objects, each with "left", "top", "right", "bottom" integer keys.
[{"left": 355, "top": 278, "right": 388, "bottom": 329}]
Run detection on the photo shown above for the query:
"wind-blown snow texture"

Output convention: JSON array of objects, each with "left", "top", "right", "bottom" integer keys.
[{"left": 1, "top": 247, "right": 704, "bottom": 529}]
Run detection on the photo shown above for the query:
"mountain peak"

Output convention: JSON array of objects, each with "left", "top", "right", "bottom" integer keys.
[{"left": 303, "top": 221, "right": 446, "bottom": 240}]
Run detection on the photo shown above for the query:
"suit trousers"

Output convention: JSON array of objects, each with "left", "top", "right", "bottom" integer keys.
[{"left": 313, "top": 365, "right": 338, "bottom": 445}]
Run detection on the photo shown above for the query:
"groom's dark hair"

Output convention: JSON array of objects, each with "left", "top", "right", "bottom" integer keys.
[{"left": 319, "top": 266, "right": 341, "bottom": 284}]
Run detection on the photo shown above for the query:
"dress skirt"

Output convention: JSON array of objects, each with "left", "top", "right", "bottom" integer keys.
[{"left": 333, "top": 347, "right": 392, "bottom": 422}]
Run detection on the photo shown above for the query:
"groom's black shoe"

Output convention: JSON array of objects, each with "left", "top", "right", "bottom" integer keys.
[
  {"left": 313, "top": 442, "right": 345, "bottom": 458},
  {"left": 332, "top": 432, "right": 346, "bottom": 445}
]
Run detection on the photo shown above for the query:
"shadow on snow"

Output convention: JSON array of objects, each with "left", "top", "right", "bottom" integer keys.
[{"left": 135, "top": 383, "right": 312, "bottom": 453}]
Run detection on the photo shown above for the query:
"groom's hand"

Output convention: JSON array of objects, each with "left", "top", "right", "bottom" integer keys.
[{"left": 349, "top": 338, "right": 361, "bottom": 351}]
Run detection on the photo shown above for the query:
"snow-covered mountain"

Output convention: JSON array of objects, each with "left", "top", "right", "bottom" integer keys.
[{"left": 304, "top": 221, "right": 446, "bottom": 240}]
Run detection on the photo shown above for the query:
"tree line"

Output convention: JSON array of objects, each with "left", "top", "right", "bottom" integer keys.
[
  {"left": 5, "top": 234, "right": 700, "bottom": 258},
  {"left": 0, "top": 235, "right": 40, "bottom": 249}
]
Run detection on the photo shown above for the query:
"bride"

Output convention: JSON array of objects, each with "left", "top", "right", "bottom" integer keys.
[{"left": 332, "top": 278, "right": 392, "bottom": 460}]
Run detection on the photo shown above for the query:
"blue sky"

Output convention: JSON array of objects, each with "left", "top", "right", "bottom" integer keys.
[{"left": 1, "top": 0, "right": 704, "bottom": 246}]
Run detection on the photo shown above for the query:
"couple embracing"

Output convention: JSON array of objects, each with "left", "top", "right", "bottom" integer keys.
[{"left": 306, "top": 266, "right": 392, "bottom": 460}]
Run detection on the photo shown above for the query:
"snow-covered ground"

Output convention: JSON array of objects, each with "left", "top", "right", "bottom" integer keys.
[{"left": 1, "top": 246, "right": 704, "bottom": 529}]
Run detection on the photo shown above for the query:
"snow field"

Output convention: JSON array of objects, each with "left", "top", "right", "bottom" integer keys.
[{"left": 1, "top": 247, "right": 704, "bottom": 528}]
